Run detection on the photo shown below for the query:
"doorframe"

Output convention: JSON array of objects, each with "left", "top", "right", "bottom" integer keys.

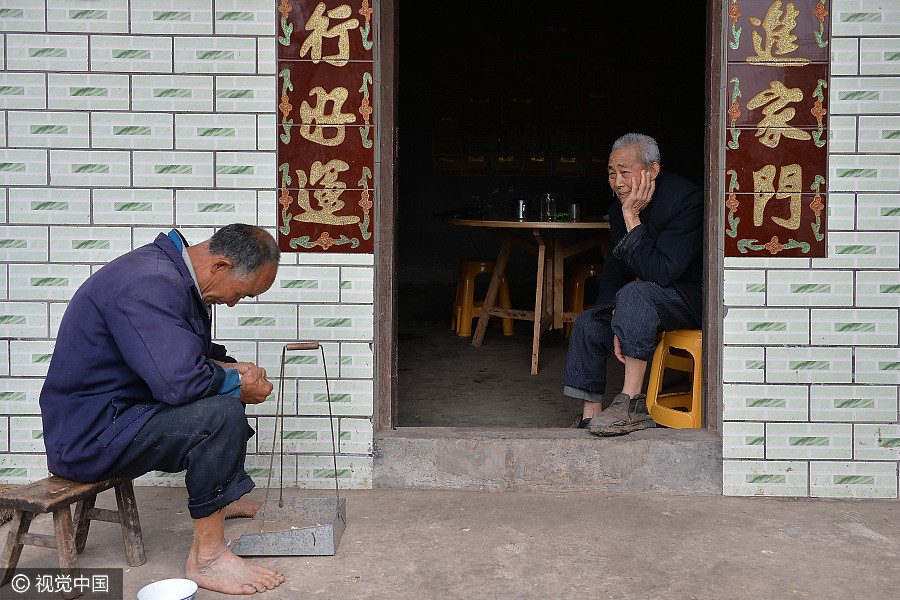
[{"left": 375, "top": 0, "right": 726, "bottom": 432}]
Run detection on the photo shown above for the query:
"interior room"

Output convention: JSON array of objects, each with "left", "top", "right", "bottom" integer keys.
[{"left": 396, "top": 0, "right": 708, "bottom": 427}]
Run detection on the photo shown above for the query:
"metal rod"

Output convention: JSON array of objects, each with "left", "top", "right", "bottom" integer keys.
[{"left": 320, "top": 346, "right": 341, "bottom": 512}]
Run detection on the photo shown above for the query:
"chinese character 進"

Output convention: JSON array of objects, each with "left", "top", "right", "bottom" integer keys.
[
  {"left": 299, "top": 3, "right": 360, "bottom": 67},
  {"left": 746, "top": 0, "right": 811, "bottom": 66},
  {"left": 746, "top": 81, "right": 811, "bottom": 148},
  {"left": 753, "top": 163, "right": 802, "bottom": 229},
  {"left": 299, "top": 86, "right": 357, "bottom": 146},
  {"left": 294, "top": 159, "right": 361, "bottom": 225}
]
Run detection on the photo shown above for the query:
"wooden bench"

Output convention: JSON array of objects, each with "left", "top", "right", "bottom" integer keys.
[{"left": 0, "top": 475, "right": 145, "bottom": 596}]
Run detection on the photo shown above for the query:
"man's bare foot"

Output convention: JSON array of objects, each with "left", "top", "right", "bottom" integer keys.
[
  {"left": 222, "top": 496, "right": 262, "bottom": 519},
  {"left": 187, "top": 546, "right": 284, "bottom": 594}
]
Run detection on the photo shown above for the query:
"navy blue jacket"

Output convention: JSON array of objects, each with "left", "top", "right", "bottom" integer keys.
[
  {"left": 40, "top": 233, "right": 232, "bottom": 482},
  {"left": 595, "top": 170, "right": 703, "bottom": 320}
]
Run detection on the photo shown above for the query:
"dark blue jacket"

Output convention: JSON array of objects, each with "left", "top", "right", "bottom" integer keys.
[
  {"left": 40, "top": 233, "right": 232, "bottom": 482},
  {"left": 595, "top": 170, "right": 703, "bottom": 320}
]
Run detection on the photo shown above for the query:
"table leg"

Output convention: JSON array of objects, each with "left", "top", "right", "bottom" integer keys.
[
  {"left": 531, "top": 233, "right": 547, "bottom": 374},
  {"left": 472, "top": 239, "right": 512, "bottom": 347},
  {"left": 552, "top": 238, "right": 565, "bottom": 329}
]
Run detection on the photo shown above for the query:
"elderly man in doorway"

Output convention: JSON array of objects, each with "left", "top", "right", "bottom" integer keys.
[
  {"left": 563, "top": 133, "right": 703, "bottom": 435},
  {"left": 40, "top": 223, "right": 286, "bottom": 594}
]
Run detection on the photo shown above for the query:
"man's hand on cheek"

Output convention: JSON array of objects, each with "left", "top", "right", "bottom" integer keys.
[{"left": 621, "top": 170, "right": 655, "bottom": 216}]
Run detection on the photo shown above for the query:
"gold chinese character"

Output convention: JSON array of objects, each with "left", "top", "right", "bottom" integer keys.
[
  {"left": 294, "top": 159, "right": 360, "bottom": 225},
  {"left": 299, "top": 87, "right": 357, "bottom": 146},
  {"left": 299, "top": 3, "right": 360, "bottom": 67},
  {"left": 746, "top": 81, "right": 811, "bottom": 148},
  {"left": 746, "top": 0, "right": 811, "bottom": 66},
  {"left": 753, "top": 163, "right": 802, "bottom": 230}
]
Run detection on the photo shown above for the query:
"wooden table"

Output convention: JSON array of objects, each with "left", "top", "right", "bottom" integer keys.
[{"left": 445, "top": 217, "right": 610, "bottom": 374}]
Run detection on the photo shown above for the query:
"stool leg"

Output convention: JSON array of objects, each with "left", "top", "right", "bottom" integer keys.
[
  {"left": 73, "top": 494, "right": 96, "bottom": 554},
  {"left": 52, "top": 506, "right": 82, "bottom": 600},
  {"left": 114, "top": 481, "right": 146, "bottom": 567},
  {"left": 498, "top": 277, "right": 514, "bottom": 336},
  {"left": 0, "top": 511, "right": 33, "bottom": 586},
  {"left": 457, "top": 269, "right": 477, "bottom": 337}
]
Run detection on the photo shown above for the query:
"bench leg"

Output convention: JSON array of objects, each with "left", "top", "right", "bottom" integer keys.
[
  {"left": 0, "top": 510, "right": 33, "bottom": 586},
  {"left": 52, "top": 506, "right": 82, "bottom": 600},
  {"left": 114, "top": 481, "right": 145, "bottom": 567},
  {"left": 73, "top": 494, "right": 97, "bottom": 554}
]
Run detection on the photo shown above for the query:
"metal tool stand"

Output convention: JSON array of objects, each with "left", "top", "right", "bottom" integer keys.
[{"left": 232, "top": 342, "right": 346, "bottom": 556}]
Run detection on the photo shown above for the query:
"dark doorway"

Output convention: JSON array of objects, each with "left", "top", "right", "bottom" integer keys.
[{"left": 394, "top": 0, "right": 710, "bottom": 427}]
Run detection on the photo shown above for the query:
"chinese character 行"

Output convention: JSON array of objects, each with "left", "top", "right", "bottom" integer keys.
[
  {"left": 746, "top": 0, "right": 811, "bottom": 66},
  {"left": 299, "top": 87, "right": 357, "bottom": 146},
  {"left": 299, "top": 3, "right": 360, "bottom": 67},
  {"left": 753, "top": 163, "right": 802, "bottom": 229},
  {"left": 746, "top": 81, "right": 811, "bottom": 148}
]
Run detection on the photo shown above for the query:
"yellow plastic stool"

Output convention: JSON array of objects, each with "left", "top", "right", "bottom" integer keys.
[
  {"left": 451, "top": 260, "right": 514, "bottom": 337},
  {"left": 564, "top": 262, "right": 604, "bottom": 339},
  {"left": 645, "top": 329, "right": 702, "bottom": 428}
]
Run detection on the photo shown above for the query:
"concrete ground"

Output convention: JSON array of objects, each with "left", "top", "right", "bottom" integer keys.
[{"left": 3, "top": 487, "right": 897, "bottom": 599}]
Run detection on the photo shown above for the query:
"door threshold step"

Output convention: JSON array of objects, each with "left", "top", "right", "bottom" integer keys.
[{"left": 374, "top": 427, "right": 722, "bottom": 495}]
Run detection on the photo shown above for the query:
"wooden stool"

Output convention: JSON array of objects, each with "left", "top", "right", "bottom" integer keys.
[
  {"left": 645, "top": 329, "right": 702, "bottom": 428},
  {"left": 564, "top": 262, "right": 604, "bottom": 339},
  {"left": 0, "top": 476, "right": 145, "bottom": 598},
  {"left": 451, "top": 260, "right": 514, "bottom": 338}
]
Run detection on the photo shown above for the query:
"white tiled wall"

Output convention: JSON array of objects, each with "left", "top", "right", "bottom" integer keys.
[
  {"left": 723, "top": 1, "right": 900, "bottom": 498},
  {"left": 0, "top": 1, "right": 374, "bottom": 488}
]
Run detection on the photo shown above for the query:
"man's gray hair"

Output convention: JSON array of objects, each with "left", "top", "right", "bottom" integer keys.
[
  {"left": 612, "top": 133, "right": 661, "bottom": 168},
  {"left": 208, "top": 223, "right": 280, "bottom": 276}
]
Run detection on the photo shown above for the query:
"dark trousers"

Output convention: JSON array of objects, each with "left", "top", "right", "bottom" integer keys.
[
  {"left": 101, "top": 394, "right": 255, "bottom": 519},
  {"left": 563, "top": 281, "right": 700, "bottom": 396}
]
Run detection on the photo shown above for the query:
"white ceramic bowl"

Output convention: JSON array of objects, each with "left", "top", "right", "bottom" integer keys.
[{"left": 137, "top": 578, "right": 198, "bottom": 600}]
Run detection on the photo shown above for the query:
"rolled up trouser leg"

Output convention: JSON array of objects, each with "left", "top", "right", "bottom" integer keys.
[{"left": 101, "top": 394, "right": 255, "bottom": 519}]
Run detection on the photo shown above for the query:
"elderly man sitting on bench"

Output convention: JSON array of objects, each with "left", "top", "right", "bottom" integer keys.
[{"left": 40, "top": 224, "right": 285, "bottom": 595}]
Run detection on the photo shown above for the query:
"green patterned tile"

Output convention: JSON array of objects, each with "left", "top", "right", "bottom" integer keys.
[
  {"left": 132, "top": 151, "right": 214, "bottom": 188},
  {"left": 92, "top": 112, "right": 174, "bottom": 149},
  {"left": 340, "top": 267, "right": 374, "bottom": 304},
  {"left": 8, "top": 188, "right": 90, "bottom": 225},
  {"left": 0, "top": 225, "right": 48, "bottom": 262},
  {"left": 833, "top": 2, "right": 900, "bottom": 37},
  {"left": 0, "top": 302, "right": 48, "bottom": 337},
  {"left": 0, "top": 4, "right": 45, "bottom": 32},
  {"left": 0, "top": 73, "right": 47, "bottom": 109},
  {"left": 175, "top": 113, "right": 257, "bottom": 150},
  {"left": 9, "top": 416, "right": 44, "bottom": 452},
  {"left": 811, "top": 461, "right": 897, "bottom": 498},
  {"left": 214, "top": 0, "right": 274, "bottom": 36},
  {"left": 855, "top": 347, "right": 900, "bottom": 384},
  {"left": 810, "top": 309, "right": 898, "bottom": 345},
  {"left": 49, "top": 226, "right": 131, "bottom": 263},
  {"left": 0, "top": 378, "right": 43, "bottom": 414},
  {"left": 47, "top": 0, "right": 129, "bottom": 33},
  {"left": 856, "top": 270, "right": 900, "bottom": 307},
  {"left": 6, "top": 34, "right": 88, "bottom": 71},
  {"left": 297, "top": 378, "right": 373, "bottom": 417},
  {"left": 0, "top": 454, "right": 50, "bottom": 484},
  {"left": 175, "top": 37, "right": 256, "bottom": 73},
  {"left": 766, "top": 270, "right": 853, "bottom": 306},
  {"left": 216, "top": 75, "right": 277, "bottom": 112},
  {"left": 766, "top": 347, "right": 852, "bottom": 384},
  {"left": 257, "top": 416, "right": 337, "bottom": 454},
  {"left": 723, "top": 384, "right": 809, "bottom": 421},
  {"left": 8, "top": 263, "right": 91, "bottom": 300},
  {"left": 339, "top": 342, "right": 373, "bottom": 379},
  {"left": 174, "top": 189, "right": 257, "bottom": 226},
  {"left": 857, "top": 193, "right": 900, "bottom": 230},
  {"left": 93, "top": 188, "right": 174, "bottom": 225},
  {"left": 811, "top": 385, "right": 899, "bottom": 422},
  {"left": 131, "top": 1, "right": 212, "bottom": 34},
  {"left": 831, "top": 76, "right": 900, "bottom": 116},
  {"left": 723, "top": 345, "right": 765, "bottom": 384},
  {"left": 854, "top": 424, "right": 900, "bottom": 460},
  {"left": 50, "top": 150, "right": 130, "bottom": 187},
  {"left": 723, "top": 460, "right": 808, "bottom": 497},
  {"left": 215, "top": 304, "right": 297, "bottom": 340},
  {"left": 767, "top": 423, "right": 853, "bottom": 460},
  {"left": 296, "top": 455, "right": 372, "bottom": 490},
  {"left": 215, "top": 152, "right": 275, "bottom": 188},
  {"left": 722, "top": 421, "right": 765, "bottom": 459},
  {"left": 813, "top": 231, "right": 899, "bottom": 269},
  {"left": 90, "top": 35, "right": 172, "bottom": 72},
  {"left": 9, "top": 340, "right": 55, "bottom": 377},
  {"left": 723, "top": 308, "right": 808, "bottom": 345},
  {"left": 132, "top": 74, "right": 214, "bottom": 112},
  {"left": 48, "top": 73, "right": 130, "bottom": 110}
]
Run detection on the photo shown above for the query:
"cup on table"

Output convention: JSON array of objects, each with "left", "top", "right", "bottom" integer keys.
[
  {"left": 512, "top": 198, "right": 528, "bottom": 220},
  {"left": 541, "top": 194, "right": 557, "bottom": 221},
  {"left": 568, "top": 203, "right": 581, "bottom": 222}
]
